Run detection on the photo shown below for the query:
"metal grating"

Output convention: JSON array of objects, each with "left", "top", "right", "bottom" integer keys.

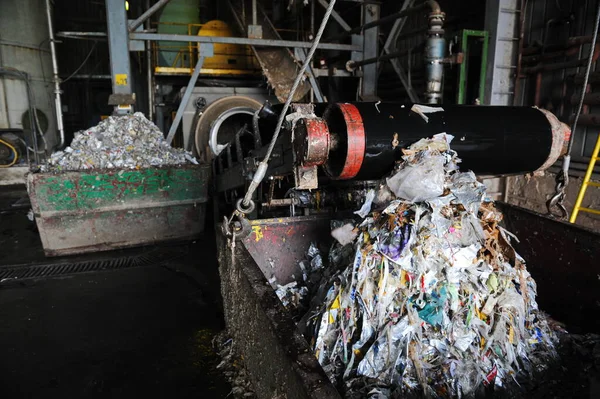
[{"left": 0, "top": 247, "right": 185, "bottom": 282}]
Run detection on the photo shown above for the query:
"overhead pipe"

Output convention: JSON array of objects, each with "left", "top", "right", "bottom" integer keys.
[
  {"left": 346, "top": 44, "right": 425, "bottom": 71},
  {"left": 45, "top": 0, "right": 65, "bottom": 149},
  {"left": 522, "top": 35, "right": 592, "bottom": 56}
]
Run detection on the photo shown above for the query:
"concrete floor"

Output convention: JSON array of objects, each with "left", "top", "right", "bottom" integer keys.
[{"left": 0, "top": 187, "right": 231, "bottom": 398}]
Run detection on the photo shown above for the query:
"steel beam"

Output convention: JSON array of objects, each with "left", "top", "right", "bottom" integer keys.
[
  {"left": 317, "top": 0, "right": 351, "bottom": 32},
  {"left": 360, "top": 3, "right": 379, "bottom": 99},
  {"left": 166, "top": 45, "right": 213, "bottom": 144},
  {"left": 129, "top": 32, "right": 360, "bottom": 51},
  {"left": 377, "top": 0, "right": 420, "bottom": 102},
  {"left": 129, "top": 0, "right": 172, "bottom": 32},
  {"left": 105, "top": 0, "right": 133, "bottom": 98}
]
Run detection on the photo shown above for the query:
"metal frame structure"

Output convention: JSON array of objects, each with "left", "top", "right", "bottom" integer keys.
[
  {"left": 105, "top": 0, "right": 134, "bottom": 112},
  {"left": 100, "top": 0, "right": 450, "bottom": 120}
]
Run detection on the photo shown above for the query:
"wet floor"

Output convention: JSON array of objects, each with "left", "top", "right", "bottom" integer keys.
[{"left": 0, "top": 187, "right": 231, "bottom": 398}]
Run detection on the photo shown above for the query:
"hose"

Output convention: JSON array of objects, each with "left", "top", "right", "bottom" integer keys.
[
  {"left": 61, "top": 41, "right": 98, "bottom": 83},
  {"left": 0, "top": 138, "right": 19, "bottom": 168},
  {"left": 239, "top": 0, "right": 338, "bottom": 210}
]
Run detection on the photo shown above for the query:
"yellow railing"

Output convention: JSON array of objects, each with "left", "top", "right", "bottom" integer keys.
[{"left": 570, "top": 133, "right": 600, "bottom": 223}]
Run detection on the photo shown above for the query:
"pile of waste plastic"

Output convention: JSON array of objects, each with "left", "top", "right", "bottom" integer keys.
[
  {"left": 43, "top": 113, "right": 197, "bottom": 171},
  {"left": 305, "top": 134, "right": 558, "bottom": 397}
]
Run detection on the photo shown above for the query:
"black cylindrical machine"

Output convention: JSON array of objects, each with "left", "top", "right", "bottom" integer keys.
[{"left": 298, "top": 102, "right": 569, "bottom": 179}]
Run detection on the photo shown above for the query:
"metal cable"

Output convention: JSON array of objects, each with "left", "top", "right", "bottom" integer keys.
[
  {"left": 240, "top": 0, "right": 337, "bottom": 208},
  {"left": 61, "top": 41, "right": 98, "bottom": 83}
]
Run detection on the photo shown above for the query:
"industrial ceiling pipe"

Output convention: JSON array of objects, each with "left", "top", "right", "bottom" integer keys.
[{"left": 45, "top": 0, "right": 65, "bottom": 149}]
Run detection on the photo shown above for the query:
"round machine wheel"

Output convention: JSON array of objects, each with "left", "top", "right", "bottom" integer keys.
[{"left": 193, "top": 96, "right": 262, "bottom": 163}]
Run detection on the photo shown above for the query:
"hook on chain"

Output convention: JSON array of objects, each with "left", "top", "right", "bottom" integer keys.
[
  {"left": 221, "top": 210, "right": 252, "bottom": 240},
  {"left": 546, "top": 156, "right": 570, "bottom": 219}
]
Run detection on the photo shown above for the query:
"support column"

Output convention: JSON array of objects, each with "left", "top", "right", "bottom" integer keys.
[{"left": 105, "top": 0, "right": 135, "bottom": 113}]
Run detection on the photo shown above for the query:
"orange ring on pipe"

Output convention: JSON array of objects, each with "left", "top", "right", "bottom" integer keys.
[{"left": 335, "top": 103, "right": 365, "bottom": 179}]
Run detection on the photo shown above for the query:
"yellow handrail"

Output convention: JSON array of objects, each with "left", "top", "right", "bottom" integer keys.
[{"left": 570, "top": 133, "right": 600, "bottom": 223}]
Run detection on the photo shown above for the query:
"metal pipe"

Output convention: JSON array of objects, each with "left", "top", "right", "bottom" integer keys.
[
  {"left": 347, "top": 47, "right": 420, "bottom": 70},
  {"left": 145, "top": 0, "right": 153, "bottom": 121},
  {"left": 522, "top": 47, "right": 580, "bottom": 65},
  {"left": 522, "top": 55, "right": 592, "bottom": 74},
  {"left": 129, "top": 0, "right": 172, "bottom": 32},
  {"left": 129, "top": 32, "right": 360, "bottom": 51},
  {"left": 326, "top": 2, "right": 430, "bottom": 41},
  {"left": 57, "top": 31, "right": 107, "bottom": 38},
  {"left": 45, "top": 0, "right": 64, "bottom": 149},
  {"left": 522, "top": 35, "right": 592, "bottom": 56},
  {"left": 58, "top": 74, "right": 111, "bottom": 79},
  {"left": 424, "top": 3, "right": 445, "bottom": 104},
  {"left": 252, "top": 0, "right": 258, "bottom": 26},
  {"left": 572, "top": 114, "right": 600, "bottom": 126},
  {"left": 310, "top": 0, "right": 315, "bottom": 37}
]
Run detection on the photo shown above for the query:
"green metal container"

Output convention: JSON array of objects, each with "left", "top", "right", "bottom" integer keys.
[{"left": 27, "top": 165, "right": 209, "bottom": 256}]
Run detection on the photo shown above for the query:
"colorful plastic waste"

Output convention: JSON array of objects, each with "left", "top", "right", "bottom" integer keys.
[
  {"left": 43, "top": 113, "right": 197, "bottom": 171},
  {"left": 306, "top": 133, "right": 558, "bottom": 397}
]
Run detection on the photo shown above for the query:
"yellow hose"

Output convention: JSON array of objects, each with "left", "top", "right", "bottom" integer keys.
[{"left": 0, "top": 138, "right": 18, "bottom": 168}]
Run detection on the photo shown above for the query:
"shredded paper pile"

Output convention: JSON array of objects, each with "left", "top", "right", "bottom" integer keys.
[
  {"left": 44, "top": 113, "right": 197, "bottom": 171},
  {"left": 302, "top": 134, "right": 558, "bottom": 397}
]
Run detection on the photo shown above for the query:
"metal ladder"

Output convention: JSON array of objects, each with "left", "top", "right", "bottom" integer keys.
[{"left": 570, "top": 133, "right": 600, "bottom": 223}]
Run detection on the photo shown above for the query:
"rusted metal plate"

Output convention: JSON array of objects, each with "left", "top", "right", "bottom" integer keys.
[
  {"left": 27, "top": 165, "right": 209, "bottom": 256},
  {"left": 228, "top": 0, "right": 310, "bottom": 102},
  {"left": 242, "top": 216, "right": 332, "bottom": 285},
  {"left": 218, "top": 234, "right": 340, "bottom": 399},
  {"left": 498, "top": 202, "right": 600, "bottom": 333}
]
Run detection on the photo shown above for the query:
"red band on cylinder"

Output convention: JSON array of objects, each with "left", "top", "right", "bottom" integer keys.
[
  {"left": 303, "top": 118, "right": 330, "bottom": 167},
  {"left": 337, "top": 103, "right": 365, "bottom": 179}
]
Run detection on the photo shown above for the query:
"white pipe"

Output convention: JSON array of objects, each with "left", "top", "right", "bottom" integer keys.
[{"left": 45, "top": 0, "right": 65, "bottom": 148}]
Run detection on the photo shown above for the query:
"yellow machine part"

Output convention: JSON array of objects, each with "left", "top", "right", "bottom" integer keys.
[{"left": 198, "top": 20, "right": 258, "bottom": 73}]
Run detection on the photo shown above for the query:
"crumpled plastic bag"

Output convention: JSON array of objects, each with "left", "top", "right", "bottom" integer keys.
[
  {"left": 386, "top": 153, "right": 445, "bottom": 202},
  {"left": 331, "top": 223, "right": 358, "bottom": 246},
  {"left": 354, "top": 189, "right": 376, "bottom": 218}
]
